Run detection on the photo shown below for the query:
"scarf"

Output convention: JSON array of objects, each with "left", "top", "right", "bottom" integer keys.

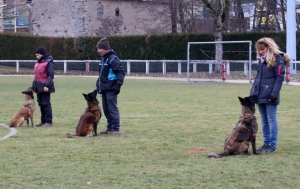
[{"left": 257, "top": 53, "right": 267, "bottom": 63}]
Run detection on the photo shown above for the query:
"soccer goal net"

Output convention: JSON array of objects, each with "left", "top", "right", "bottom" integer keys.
[{"left": 187, "top": 40, "right": 253, "bottom": 83}]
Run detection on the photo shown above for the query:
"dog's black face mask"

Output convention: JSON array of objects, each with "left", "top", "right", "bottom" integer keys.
[
  {"left": 22, "top": 87, "right": 33, "bottom": 95},
  {"left": 22, "top": 87, "right": 34, "bottom": 99},
  {"left": 239, "top": 96, "right": 255, "bottom": 114},
  {"left": 83, "top": 92, "right": 99, "bottom": 105}
]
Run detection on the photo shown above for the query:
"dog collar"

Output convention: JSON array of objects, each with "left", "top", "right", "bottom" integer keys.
[
  {"left": 26, "top": 99, "right": 34, "bottom": 103},
  {"left": 243, "top": 113, "right": 254, "bottom": 117}
]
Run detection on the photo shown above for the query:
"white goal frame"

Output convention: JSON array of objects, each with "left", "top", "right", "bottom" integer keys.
[{"left": 187, "top": 40, "right": 253, "bottom": 83}]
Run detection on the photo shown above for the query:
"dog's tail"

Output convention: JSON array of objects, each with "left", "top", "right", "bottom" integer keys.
[
  {"left": 65, "top": 133, "right": 77, "bottom": 138},
  {"left": 207, "top": 152, "right": 230, "bottom": 158},
  {"left": 207, "top": 152, "right": 221, "bottom": 158}
]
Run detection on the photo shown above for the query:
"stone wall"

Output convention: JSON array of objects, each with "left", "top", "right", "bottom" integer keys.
[
  {"left": 29, "top": 0, "right": 170, "bottom": 37},
  {"left": 0, "top": 0, "right": 4, "bottom": 33}
]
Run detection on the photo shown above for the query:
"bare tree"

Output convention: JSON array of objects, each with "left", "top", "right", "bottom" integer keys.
[
  {"left": 169, "top": 0, "right": 189, "bottom": 33},
  {"left": 178, "top": 0, "right": 187, "bottom": 33},
  {"left": 236, "top": 0, "right": 245, "bottom": 32},
  {"left": 201, "top": 0, "right": 231, "bottom": 72},
  {"left": 169, "top": 0, "right": 178, "bottom": 33},
  {"left": 279, "top": 0, "right": 286, "bottom": 30}
]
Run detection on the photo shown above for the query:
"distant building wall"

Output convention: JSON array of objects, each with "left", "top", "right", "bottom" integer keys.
[
  {"left": 0, "top": 0, "right": 4, "bottom": 32},
  {"left": 2, "top": 0, "right": 215, "bottom": 37},
  {"left": 29, "top": 0, "right": 170, "bottom": 37}
]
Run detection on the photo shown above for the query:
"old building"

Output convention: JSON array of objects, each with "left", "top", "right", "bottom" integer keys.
[
  {"left": 0, "top": 1, "right": 6, "bottom": 32},
  {"left": 1, "top": 0, "right": 174, "bottom": 37}
]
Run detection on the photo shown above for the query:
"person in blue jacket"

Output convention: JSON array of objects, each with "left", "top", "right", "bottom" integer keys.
[
  {"left": 250, "top": 37, "right": 290, "bottom": 153},
  {"left": 95, "top": 38, "right": 125, "bottom": 134}
]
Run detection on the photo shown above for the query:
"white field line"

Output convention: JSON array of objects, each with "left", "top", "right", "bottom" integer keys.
[
  {"left": 0, "top": 109, "right": 294, "bottom": 122},
  {"left": 0, "top": 123, "right": 18, "bottom": 141}
]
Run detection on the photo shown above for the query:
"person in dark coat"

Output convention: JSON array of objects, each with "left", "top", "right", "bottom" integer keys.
[
  {"left": 32, "top": 46, "right": 55, "bottom": 127},
  {"left": 250, "top": 37, "right": 290, "bottom": 153},
  {"left": 95, "top": 38, "right": 125, "bottom": 134}
]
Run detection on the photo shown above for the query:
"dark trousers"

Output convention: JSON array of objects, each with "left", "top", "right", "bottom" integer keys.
[
  {"left": 102, "top": 92, "right": 120, "bottom": 131},
  {"left": 37, "top": 92, "right": 53, "bottom": 124}
]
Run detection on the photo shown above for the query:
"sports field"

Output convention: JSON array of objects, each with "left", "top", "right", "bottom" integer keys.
[{"left": 0, "top": 75, "right": 300, "bottom": 189}]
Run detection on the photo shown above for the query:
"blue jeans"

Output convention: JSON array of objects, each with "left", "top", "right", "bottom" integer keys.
[{"left": 258, "top": 104, "right": 278, "bottom": 149}]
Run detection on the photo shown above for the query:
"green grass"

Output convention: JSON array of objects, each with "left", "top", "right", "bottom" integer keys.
[{"left": 0, "top": 75, "right": 300, "bottom": 189}]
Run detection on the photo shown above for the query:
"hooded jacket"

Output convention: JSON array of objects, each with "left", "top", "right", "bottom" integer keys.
[
  {"left": 250, "top": 54, "right": 285, "bottom": 105},
  {"left": 96, "top": 50, "right": 125, "bottom": 93},
  {"left": 32, "top": 55, "right": 55, "bottom": 93}
]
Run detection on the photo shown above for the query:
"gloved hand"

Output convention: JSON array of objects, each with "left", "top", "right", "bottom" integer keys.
[
  {"left": 113, "top": 84, "right": 121, "bottom": 95},
  {"left": 268, "top": 95, "right": 277, "bottom": 102}
]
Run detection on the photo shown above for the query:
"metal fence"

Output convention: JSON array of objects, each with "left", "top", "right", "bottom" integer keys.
[{"left": 0, "top": 60, "right": 299, "bottom": 81}]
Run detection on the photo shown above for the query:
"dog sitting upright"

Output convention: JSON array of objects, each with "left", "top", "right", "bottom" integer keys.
[
  {"left": 66, "top": 91, "right": 101, "bottom": 138},
  {"left": 10, "top": 87, "right": 35, "bottom": 128},
  {"left": 207, "top": 96, "right": 258, "bottom": 158}
]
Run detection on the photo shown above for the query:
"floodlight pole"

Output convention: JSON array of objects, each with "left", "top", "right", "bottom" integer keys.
[{"left": 286, "top": 0, "right": 296, "bottom": 74}]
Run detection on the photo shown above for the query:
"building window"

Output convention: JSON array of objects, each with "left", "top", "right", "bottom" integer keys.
[
  {"left": 97, "top": 7, "right": 104, "bottom": 20},
  {"left": 115, "top": 7, "right": 120, "bottom": 17},
  {"left": 203, "top": 7, "right": 213, "bottom": 19}
]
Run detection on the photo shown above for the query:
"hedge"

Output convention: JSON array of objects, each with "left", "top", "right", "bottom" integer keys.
[{"left": 0, "top": 32, "right": 299, "bottom": 61}]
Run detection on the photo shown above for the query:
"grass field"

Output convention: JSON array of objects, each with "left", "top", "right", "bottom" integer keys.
[{"left": 0, "top": 75, "right": 300, "bottom": 189}]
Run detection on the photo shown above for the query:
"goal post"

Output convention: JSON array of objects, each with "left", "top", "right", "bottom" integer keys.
[{"left": 187, "top": 40, "right": 253, "bottom": 83}]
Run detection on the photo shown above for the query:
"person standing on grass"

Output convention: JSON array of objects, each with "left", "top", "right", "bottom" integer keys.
[
  {"left": 95, "top": 38, "right": 125, "bottom": 135},
  {"left": 32, "top": 46, "right": 55, "bottom": 127},
  {"left": 250, "top": 37, "right": 290, "bottom": 153}
]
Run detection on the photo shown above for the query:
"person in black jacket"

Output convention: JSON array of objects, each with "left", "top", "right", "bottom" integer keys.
[
  {"left": 32, "top": 46, "right": 55, "bottom": 127},
  {"left": 250, "top": 37, "right": 290, "bottom": 153},
  {"left": 95, "top": 38, "right": 125, "bottom": 134}
]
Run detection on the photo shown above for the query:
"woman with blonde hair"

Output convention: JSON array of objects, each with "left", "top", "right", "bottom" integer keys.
[{"left": 250, "top": 37, "right": 290, "bottom": 153}]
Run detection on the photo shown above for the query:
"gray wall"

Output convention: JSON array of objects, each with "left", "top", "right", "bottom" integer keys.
[{"left": 30, "top": 0, "right": 170, "bottom": 37}]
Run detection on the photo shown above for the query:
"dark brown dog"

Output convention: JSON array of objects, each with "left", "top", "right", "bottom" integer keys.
[
  {"left": 207, "top": 96, "right": 258, "bottom": 158},
  {"left": 10, "top": 87, "right": 35, "bottom": 128},
  {"left": 66, "top": 91, "right": 101, "bottom": 138}
]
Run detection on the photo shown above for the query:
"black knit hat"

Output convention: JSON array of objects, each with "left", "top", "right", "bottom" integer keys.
[
  {"left": 96, "top": 38, "right": 110, "bottom": 50},
  {"left": 35, "top": 46, "right": 47, "bottom": 56}
]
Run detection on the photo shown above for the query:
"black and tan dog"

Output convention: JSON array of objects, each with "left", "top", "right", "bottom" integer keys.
[
  {"left": 207, "top": 96, "right": 258, "bottom": 158},
  {"left": 9, "top": 87, "right": 35, "bottom": 128},
  {"left": 66, "top": 91, "right": 101, "bottom": 138}
]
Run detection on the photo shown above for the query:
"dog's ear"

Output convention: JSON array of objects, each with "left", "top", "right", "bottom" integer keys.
[
  {"left": 90, "top": 90, "right": 98, "bottom": 98},
  {"left": 245, "top": 97, "right": 255, "bottom": 113},
  {"left": 88, "top": 93, "right": 99, "bottom": 105},
  {"left": 22, "top": 87, "right": 33, "bottom": 94},
  {"left": 245, "top": 97, "right": 253, "bottom": 105},
  {"left": 83, "top": 93, "right": 88, "bottom": 101},
  {"left": 238, "top": 97, "right": 245, "bottom": 105}
]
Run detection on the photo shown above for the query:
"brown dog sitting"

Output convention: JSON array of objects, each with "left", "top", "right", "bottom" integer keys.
[
  {"left": 10, "top": 87, "right": 35, "bottom": 128},
  {"left": 66, "top": 90, "right": 101, "bottom": 138},
  {"left": 207, "top": 96, "right": 258, "bottom": 158}
]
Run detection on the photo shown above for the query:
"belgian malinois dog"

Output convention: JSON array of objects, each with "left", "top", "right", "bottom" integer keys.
[
  {"left": 10, "top": 87, "right": 35, "bottom": 128},
  {"left": 207, "top": 96, "right": 258, "bottom": 158},
  {"left": 66, "top": 91, "right": 101, "bottom": 138}
]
